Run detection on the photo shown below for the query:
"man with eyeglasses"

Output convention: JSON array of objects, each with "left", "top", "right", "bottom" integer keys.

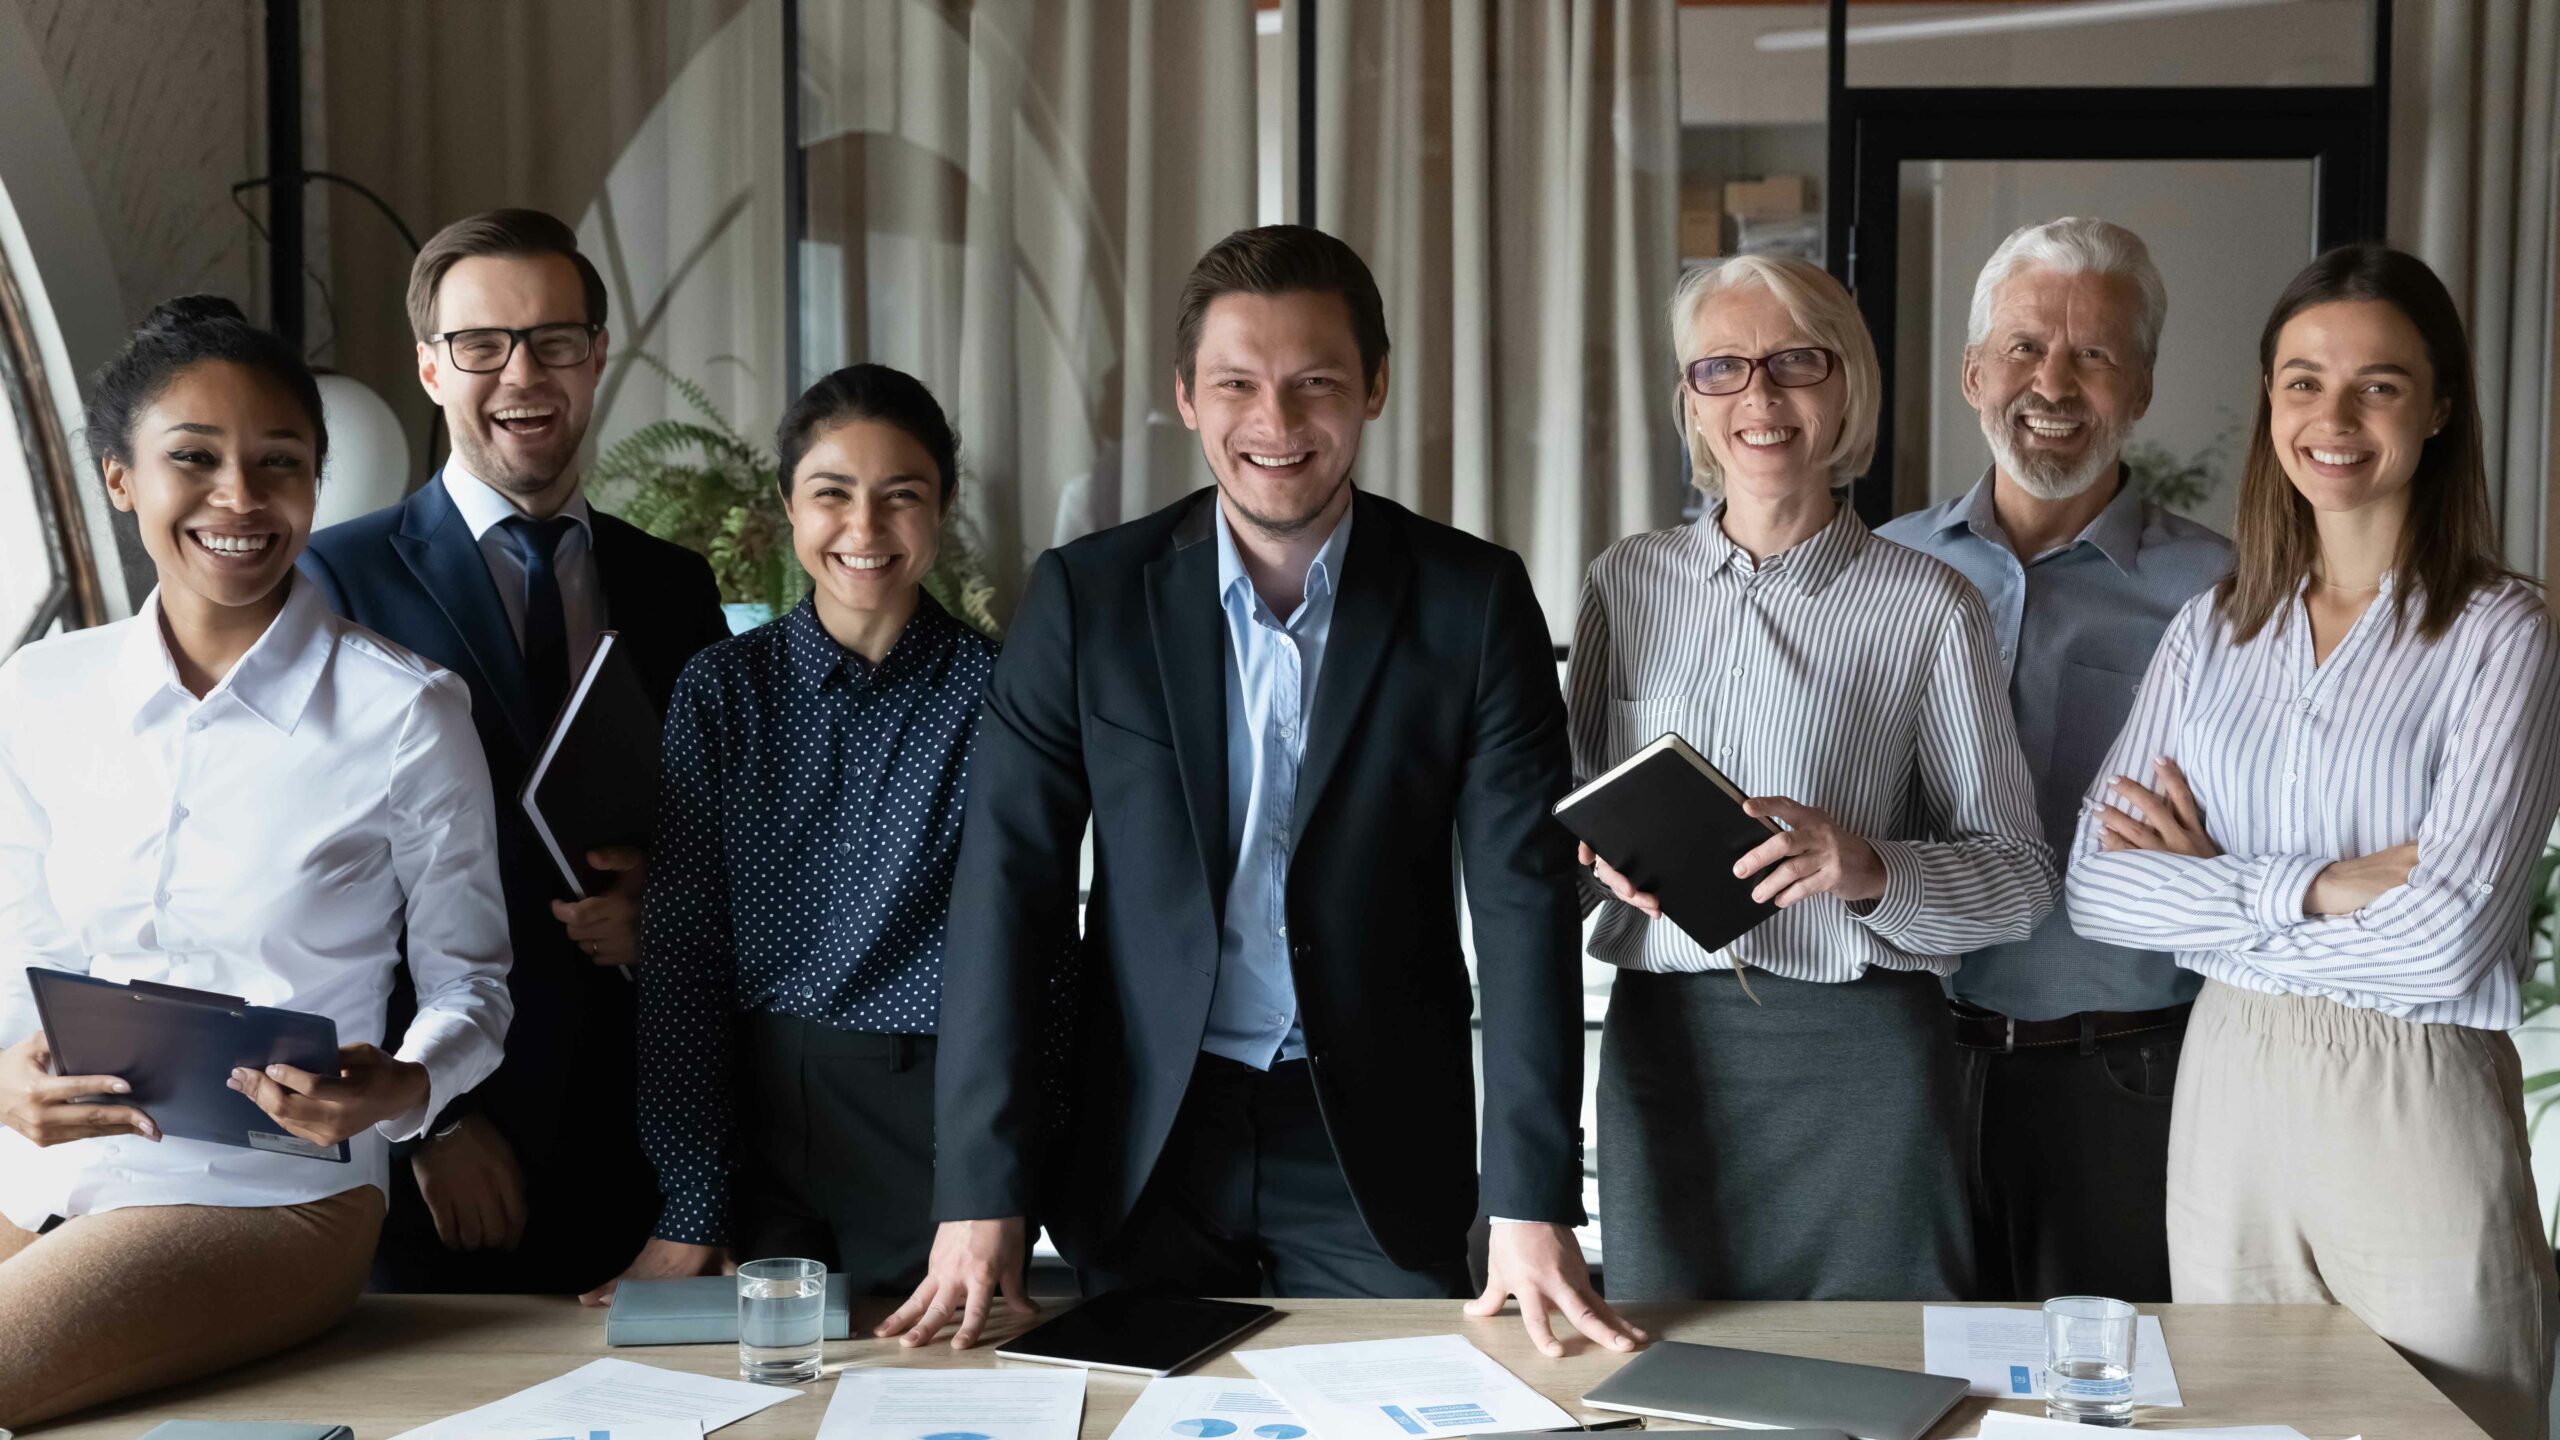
[
  {"left": 1876, "top": 217, "right": 2231, "bottom": 1305},
  {"left": 301, "top": 208, "right": 731, "bottom": 1296}
]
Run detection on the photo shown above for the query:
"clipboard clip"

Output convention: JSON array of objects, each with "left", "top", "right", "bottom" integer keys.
[{"left": 129, "top": 979, "right": 248, "bottom": 1010}]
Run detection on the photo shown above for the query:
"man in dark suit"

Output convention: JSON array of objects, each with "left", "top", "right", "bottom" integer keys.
[
  {"left": 300, "top": 209, "right": 729, "bottom": 1295},
  {"left": 884, "top": 226, "right": 1643, "bottom": 1358}
]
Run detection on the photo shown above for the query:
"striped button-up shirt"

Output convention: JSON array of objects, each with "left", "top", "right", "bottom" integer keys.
[
  {"left": 2064, "top": 577, "right": 2560, "bottom": 1030},
  {"left": 1568, "top": 499, "right": 2057, "bottom": 981}
]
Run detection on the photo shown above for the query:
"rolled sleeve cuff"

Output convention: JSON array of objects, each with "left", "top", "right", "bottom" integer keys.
[
  {"left": 655, "top": 1195, "right": 731, "bottom": 1248},
  {"left": 2254, "top": 853, "right": 2329, "bottom": 934},
  {"left": 380, "top": 1011, "right": 500, "bottom": 1144},
  {"left": 1850, "top": 837, "right": 1925, "bottom": 939}
]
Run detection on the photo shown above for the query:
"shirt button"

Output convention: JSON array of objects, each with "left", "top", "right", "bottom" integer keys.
[
  {"left": 1277, "top": 924, "right": 1289, "bottom": 939},
  {"left": 1727, "top": 665, "right": 1742, "bottom": 679},
  {"left": 2285, "top": 771, "right": 2298, "bottom": 784},
  {"left": 186, "top": 716, "right": 206, "bottom": 731}
]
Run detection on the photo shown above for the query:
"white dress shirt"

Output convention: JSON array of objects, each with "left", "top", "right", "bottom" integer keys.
[
  {"left": 441, "top": 464, "right": 605, "bottom": 677},
  {"left": 1567, "top": 500, "right": 2057, "bottom": 980},
  {"left": 2065, "top": 577, "right": 2560, "bottom": 1030},
  {"left": 0, "top": 577, "right": 513, "bottom": 1228}
]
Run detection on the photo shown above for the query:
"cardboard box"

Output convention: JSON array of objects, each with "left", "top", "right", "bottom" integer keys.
[
  {"left": 1723, "top": 174, "right": 1813, "bottom": 221},
  {"left": 1680, "top": 181, "right": 1725, "bottom": 259}
]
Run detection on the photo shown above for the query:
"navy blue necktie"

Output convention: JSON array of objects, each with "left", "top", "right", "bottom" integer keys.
[{"left": 501, "top": 514, "right": 579, "bottom": 725}]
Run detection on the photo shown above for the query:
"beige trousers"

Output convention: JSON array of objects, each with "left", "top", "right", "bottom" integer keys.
[
  {"left": 0, "top": 1185, "right": 383, "bottom": 1429},
  {"left": 2169, "top": 979, "right": 2557, "bottom": 1440}
]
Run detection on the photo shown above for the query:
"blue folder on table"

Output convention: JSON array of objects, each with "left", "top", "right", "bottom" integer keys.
[
  {"left": 605, "top": 1273, "right": 854, "bottom": 1346},
  {"left": 26, "top": 967, "right": 348, "bottom": 1163}
]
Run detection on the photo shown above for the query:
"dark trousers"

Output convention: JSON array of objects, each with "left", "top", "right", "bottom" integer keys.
[
  {"left": 734, "top": 1011, "right": 938, "bottom": 1298},
  {"left": 1958, "top": 1009, "right": 2186, "bottom": 1304},
  {"left": 1074, "top": 1054, "right": 1473, "bottom": 1300}
]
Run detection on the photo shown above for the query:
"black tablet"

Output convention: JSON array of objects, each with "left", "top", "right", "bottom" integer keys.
[
  {"left": 27, "top": 967, "right": 349, "bottom": 1162},
  {"left": 994, "top": 1293, "right": 1278, "bottom": 1377}
]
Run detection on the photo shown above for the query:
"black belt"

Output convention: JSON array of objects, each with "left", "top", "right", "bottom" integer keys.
[{"left": 1950, "top": 1000, "right": 2191, "bottom": 1053}]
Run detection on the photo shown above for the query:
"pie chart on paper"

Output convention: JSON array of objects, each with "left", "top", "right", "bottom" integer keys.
[{"left": 1169, "top": 1423, "right": 1236, "bottom": 1438}]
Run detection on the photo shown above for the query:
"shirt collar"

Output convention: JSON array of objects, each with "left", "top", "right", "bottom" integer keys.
[
  {"left": 1214, "top": 500, "right": 1354, "bottom": 617},
  {"left": 1952, "top": 464, "right": 2146, "bottom": 574},
  {"left": 783, "top": 588, "right": 957, "bottom": 690},
  {"left": 441, "top": 461, "right": 592, "bottom": 543},
  {"left": 1689, "top": 495, "right": 1866, "bottom": 596},
  {"left": 115, "top": 575, "right": 335, "bottom": 735}
]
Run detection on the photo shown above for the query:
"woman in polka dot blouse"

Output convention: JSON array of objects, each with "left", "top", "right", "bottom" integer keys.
[{"left": 598, "top": 364, "right": 998, "bottom": 1300}]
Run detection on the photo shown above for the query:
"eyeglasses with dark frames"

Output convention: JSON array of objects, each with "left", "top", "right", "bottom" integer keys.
[
  {"left": 428, "top": 322, "right": 601, "bottom": 375},
  {"left": 1682, "top": 346, "right": 1838, "bottom": 397}
]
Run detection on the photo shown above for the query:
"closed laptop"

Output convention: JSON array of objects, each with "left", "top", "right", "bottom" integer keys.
[{"left": 1581, "top": 1341, "right": 1969, "bottom": 1440}]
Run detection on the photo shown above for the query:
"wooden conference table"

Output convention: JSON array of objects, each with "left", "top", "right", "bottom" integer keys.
[{"left": 35, "top": 1297, "right": 2481, "bottom": 1440}]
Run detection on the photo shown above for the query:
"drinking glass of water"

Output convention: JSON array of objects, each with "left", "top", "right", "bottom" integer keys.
[
  {"left": 737, "top": 1257, "right": 825, "bottom": 1384},
  {"left": 2043, "top": 1295, "right": 2137, "bottom": 1426}
]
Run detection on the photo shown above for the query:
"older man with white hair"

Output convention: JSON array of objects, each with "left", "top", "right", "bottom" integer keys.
[{"left": 1878, "top": 217, "right": 2231, "bottom": 1305}]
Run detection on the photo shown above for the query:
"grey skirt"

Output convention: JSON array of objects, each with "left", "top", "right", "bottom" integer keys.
[{"left": 1597, "top": 964, "right": 1972, "bottom": 1301}]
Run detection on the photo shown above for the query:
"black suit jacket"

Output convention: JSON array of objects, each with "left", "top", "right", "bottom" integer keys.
[
  {"left": 298, "top": 477, "right": 729, "bottom": 1161},
  {"left": 934, "top": 487, "right": 1586, "bottom": 1270}
]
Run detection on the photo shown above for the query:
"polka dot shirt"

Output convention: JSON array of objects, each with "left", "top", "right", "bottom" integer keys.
[{"left": 637, "top": 590, "right": 997, "bottom": 1245}]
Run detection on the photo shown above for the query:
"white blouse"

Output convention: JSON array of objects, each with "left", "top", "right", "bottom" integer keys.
[
  {"left": 0, "top": 578, "right": 512, "bottom": 1227},
  {"left": 2065, "top": 576, "right": 2560, "bottom": 1030},
  {"left": 1568, "top": 502, "right": 2057, "bottom": 981}
]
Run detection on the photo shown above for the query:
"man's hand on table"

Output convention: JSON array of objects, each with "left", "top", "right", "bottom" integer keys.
[
  {"left": 879, "top": 1217, "right": 1036, "bottom": 1348},
  {"left": 1466, "top": 1221, "right": 1650, "bottom": 1359}
]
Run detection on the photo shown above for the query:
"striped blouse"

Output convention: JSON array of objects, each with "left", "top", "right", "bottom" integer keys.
[
  {"left": 1567, "top": 500, "right": 2057, "bottom": 981},
  {"left": 2064, "top": 575, "right": 2560, "bottom": 1030}
]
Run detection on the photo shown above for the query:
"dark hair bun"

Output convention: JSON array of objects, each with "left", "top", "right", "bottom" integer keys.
[
  {"left": 86, "top": 294, "right": 327, "bottom": 475},
  {"left": 137, "top": 294, "right": 252, "bottom": 336}
]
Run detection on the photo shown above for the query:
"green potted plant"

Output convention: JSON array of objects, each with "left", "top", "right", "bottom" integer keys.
[{"left": 591, "top": 354, "right": 1002, "bottom": 637}]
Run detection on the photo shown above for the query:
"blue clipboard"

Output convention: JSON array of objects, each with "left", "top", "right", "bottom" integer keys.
[{"left": 26, "top": 967, "right": 350, "bottom": 1162}]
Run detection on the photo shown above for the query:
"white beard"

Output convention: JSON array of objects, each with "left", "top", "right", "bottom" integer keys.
[{"left": 1981, "top": 409, "right": 2124, "bottom": 501}]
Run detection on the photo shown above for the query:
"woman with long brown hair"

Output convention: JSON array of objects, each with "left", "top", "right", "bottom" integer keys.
[{"left": 2066, "top": 243, "right": 2559, "bottom": 1440}]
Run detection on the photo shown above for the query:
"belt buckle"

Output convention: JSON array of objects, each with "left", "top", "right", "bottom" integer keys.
[{"left": 2003, "top": 1015, "right": 2017, "bottom": 1054}]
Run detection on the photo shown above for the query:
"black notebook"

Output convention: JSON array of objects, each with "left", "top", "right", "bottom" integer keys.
[
  {"left": 1553, "top": 731, "right": 1784, "bottom": 954},
  {"left": 519, "top": 631, "right": 661, "bottom": 899}
]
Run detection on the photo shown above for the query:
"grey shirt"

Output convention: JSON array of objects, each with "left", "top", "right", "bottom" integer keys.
[{"left": 1877, "top": 468, "right": 2233, "bottom": 1020}]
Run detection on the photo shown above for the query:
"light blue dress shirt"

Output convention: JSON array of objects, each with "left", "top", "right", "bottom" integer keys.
[
  {"left": 1201, "top": 504, "right": 1354, "bottom": 1069},
  {"left": 1877, "top": 469, "right": 2232, "bottom": 1020}
]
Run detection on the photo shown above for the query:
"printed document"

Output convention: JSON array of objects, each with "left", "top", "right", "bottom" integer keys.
[
  {"left": 817, "top": 1367, "right": 1084, "bottom": 1440},
  {"left": 1922, "top": 1305, "right": 2183, "bottom": 1406},
  {"left": 1977, "top": 1412, "right": 2337, "bottom": 1438},
  {"left": 387, "top": 1358, "right": 796, "bottom": 1440},
  {"left": 1237, "top": 1334, "right": 1573, "bottom": 1438},
  {"left": 1106, "top": 1376, "right": 1310, "bottom": 1440}
]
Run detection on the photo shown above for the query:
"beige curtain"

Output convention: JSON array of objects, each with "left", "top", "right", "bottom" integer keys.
[
  {"left": 2390, "top": 0, "right": 2560, "bottom": 579},
  {"left": 797, "top": 0, "right": 1260, "bottom": 616},
  {"left": 1316, "top": 0, "right": 1683, "bottom": 643}
]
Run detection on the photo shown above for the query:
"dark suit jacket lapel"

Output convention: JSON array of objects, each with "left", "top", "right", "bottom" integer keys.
[
  {"left": 1144, "top": 493, "right": 1233, "bottom": 928},
  {"left": 391, "top": 476, "right": 539, "bottom": 750},
  {"left": 1292, "top": 491, "right": 1411, "bottom": 848}
]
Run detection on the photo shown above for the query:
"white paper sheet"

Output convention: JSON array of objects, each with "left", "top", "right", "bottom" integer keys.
[
  {"left": 817, "top": 1367, "right": 1085, "bottom": 1440},
  {"left": 387, "top": 1358, "right": 798, "bottom": 1440},
  {"left": 1105, "top": 1377, "right": 1312, "bottom": 1440},
  {"left": 1976, "top": 1412, "right": 2332, "bottom": 1439},
  {"left": 1922, "top": 1305, "right": 2183, "bottom": 1406},
  {"left": 1237, "top": 1334, "right": 1574, "bottom": 1439},
  {"left": 486, "top": 1427, "right": 705, "bottom": 1440}
]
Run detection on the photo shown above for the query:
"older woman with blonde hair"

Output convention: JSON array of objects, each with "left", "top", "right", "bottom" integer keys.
[{"left": 1570, "top": 254, "right": 2056, "bottom": 1300}]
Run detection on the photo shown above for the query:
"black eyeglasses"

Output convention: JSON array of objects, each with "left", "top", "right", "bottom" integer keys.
[
  {"left": 1683, "top": 346, "right": 1838, "bottom": 397},
  {"left": 428, "top": 322, "right": 600, "bottom": 374}
]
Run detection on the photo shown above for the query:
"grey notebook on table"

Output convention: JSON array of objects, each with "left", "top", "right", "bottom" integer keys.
[
  {"left": 1581, "top": 1341, "right": 1968, "bottom": 1440},
  {"left": 137, "top": 1426, "right": 353, "bottom": 1440},
  {"left": 135, "top": 1414, "right": 353, "bottom": 1424},
  {"left": 604, "top": 1273, "right": 853, "bottom": 1346}
]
